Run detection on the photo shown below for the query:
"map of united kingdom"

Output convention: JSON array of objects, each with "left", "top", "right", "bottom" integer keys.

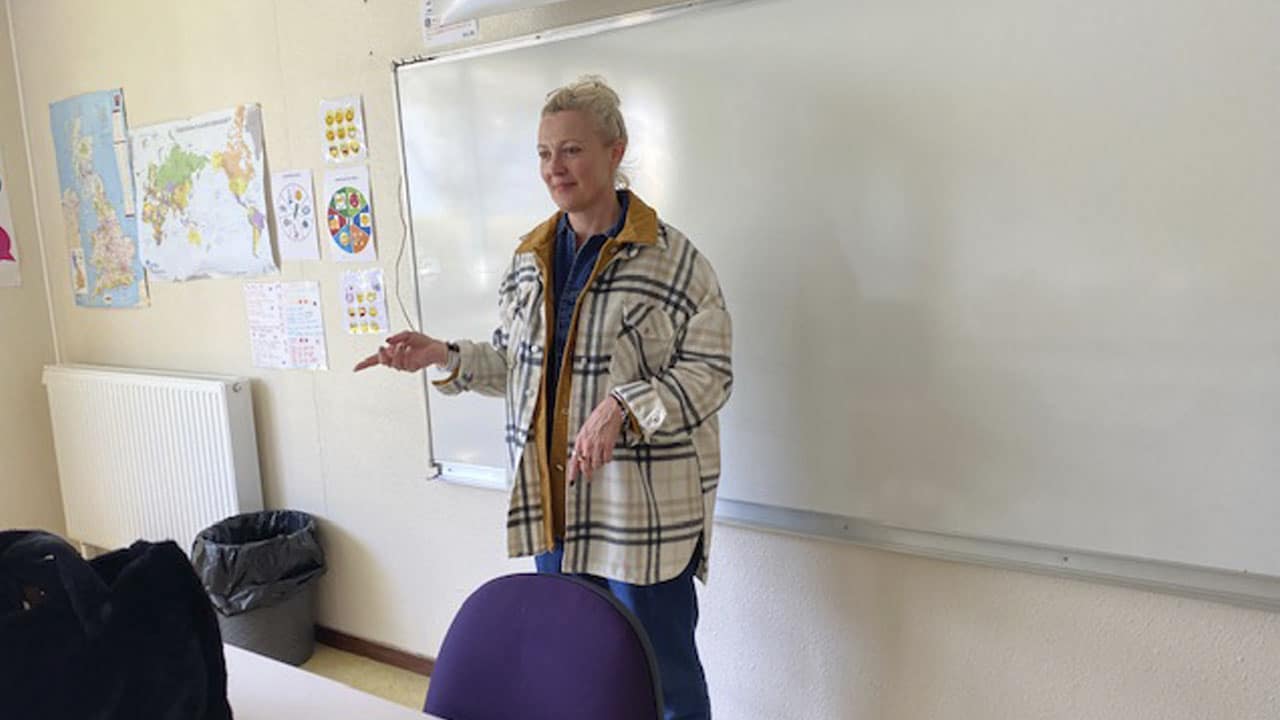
[{"left": 49, "top": 89, "right": 148, "bottom": 307}]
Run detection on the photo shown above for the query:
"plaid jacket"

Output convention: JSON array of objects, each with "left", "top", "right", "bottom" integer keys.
[{"left": 433, "top": 192, "right": 732, "bottom": 585}]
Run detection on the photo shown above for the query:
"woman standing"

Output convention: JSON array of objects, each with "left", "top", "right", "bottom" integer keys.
[{"left": 357, "top": 76, "right": 732, "bottom": 719}]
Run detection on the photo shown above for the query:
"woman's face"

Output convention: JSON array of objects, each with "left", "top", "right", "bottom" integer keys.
[{"left": 537, "top": 110, "right": 623, "bottom": 213}]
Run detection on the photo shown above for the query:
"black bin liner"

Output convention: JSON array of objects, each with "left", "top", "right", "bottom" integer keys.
[{"left": 192, "top": 511, "right": 325, "bottom": 616}]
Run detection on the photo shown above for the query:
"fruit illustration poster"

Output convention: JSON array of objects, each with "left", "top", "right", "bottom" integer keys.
[{"left": 271, "top": 169, "right": 320, "bottom": 261}]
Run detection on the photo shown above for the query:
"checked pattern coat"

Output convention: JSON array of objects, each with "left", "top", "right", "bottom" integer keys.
[{"left": 433, "top": 192, "right": 733, "bottom": 585}]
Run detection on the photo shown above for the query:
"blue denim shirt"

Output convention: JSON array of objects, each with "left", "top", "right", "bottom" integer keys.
[{"left": 546, "top": 191, "right": 630, "bottom": 437}]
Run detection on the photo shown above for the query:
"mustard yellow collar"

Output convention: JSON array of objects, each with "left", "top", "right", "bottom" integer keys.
[{"left": 516, "top": 190, "right": 658, "bottom": 255}]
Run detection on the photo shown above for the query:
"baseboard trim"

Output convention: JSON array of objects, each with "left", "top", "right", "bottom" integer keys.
[{"left": 314, "top": 625, "right": 435, "bottom": 677}]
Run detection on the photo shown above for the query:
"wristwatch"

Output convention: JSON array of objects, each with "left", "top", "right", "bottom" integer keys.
[{"left": 609, "top": 391, "right": 629, "bottom": 419}]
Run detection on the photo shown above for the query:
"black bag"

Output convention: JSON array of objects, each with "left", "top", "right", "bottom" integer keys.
[
  {"left": 192, "top": 510, "right": 325, "bottom": 616},
  {"left": 0, "top": 530, "right": 233, "bottom": 720}
]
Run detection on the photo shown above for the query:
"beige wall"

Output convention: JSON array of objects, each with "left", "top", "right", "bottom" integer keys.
[
  {"left": 0, "top": 0, "right": 62, "bottom": 532},
  {"left": 7, "top": 1, "right": 1280, "bottom": 717}
]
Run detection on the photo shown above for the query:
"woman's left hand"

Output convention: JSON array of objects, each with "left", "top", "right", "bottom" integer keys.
[{"left": 567, "top": 396, "right": 627, "bottom": 485}]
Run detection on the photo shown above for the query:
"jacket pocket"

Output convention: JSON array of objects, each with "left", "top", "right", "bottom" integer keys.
[{"left": 609, "top": 302, "right": 676, "bottom": 384}]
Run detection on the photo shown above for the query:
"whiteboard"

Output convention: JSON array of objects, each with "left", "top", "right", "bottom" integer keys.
[{"left": 395, "top": 0, "right": 1280, "bottom": 580}]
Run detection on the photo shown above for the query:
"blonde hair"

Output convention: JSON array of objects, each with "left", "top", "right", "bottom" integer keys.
[{"left": 542, "top": 75, "right": 630, "bottom": 188}]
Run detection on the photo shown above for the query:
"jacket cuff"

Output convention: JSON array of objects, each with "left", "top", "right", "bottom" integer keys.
[
  {"left": 611, "top": 381, "right": 666, "bottom": 441},
  {"left": 431, "top": 344, "right": 462, "bottom": 388}
]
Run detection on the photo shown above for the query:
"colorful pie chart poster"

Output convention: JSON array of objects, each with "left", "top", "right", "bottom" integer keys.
[{"left": 323, "top": 165, "right": 377, "bottom": 262}]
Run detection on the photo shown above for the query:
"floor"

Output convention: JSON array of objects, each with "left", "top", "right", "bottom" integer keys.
[{"left": 301, "top": 643, "right": 430, "bottom": 710}]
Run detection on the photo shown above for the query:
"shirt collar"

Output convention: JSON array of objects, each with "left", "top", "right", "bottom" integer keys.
[
  {"left": 517, "top": 190, "right": 659, "bottom": 255},
  {"left": 555, "top": 190, "right": 631, "bottom": 246}
]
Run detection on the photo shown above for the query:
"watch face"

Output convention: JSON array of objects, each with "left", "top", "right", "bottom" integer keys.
[{"left": 276, "top": 183, "right": 313, "bottom": 242}]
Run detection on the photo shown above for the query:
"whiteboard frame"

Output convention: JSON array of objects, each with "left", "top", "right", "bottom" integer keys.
[
  {"left": 390, "top": 0, "right": 1280, "bottom": 610},
  {"left": 717, "top": 498, "right": 1280, "bottom": 612}
]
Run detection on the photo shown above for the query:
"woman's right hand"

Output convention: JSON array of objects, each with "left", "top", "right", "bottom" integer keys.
[{"left": 353, "top": 331, "right": 450, "bottom": 373}]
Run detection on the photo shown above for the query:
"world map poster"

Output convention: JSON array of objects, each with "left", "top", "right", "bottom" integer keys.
[{"left": 131, "top": 104, "right": 278, "bottom": 281}]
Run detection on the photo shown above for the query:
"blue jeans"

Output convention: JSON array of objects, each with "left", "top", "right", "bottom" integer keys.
[{"left": 535, "top": 543, "right": 711, "bottom": 720}]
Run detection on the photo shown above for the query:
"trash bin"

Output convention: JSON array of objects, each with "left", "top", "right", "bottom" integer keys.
[{"left": 192, "top": 510, "right": 326, "bottom": 666}]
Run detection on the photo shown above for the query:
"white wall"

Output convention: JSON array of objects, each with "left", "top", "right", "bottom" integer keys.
[
  {"left": 0, "top": 0, "right": 63, "bottom": 533},
  {"left": 7, "top": 1, "right": 1279, "bottom": 717},
  {"left": 704, "top": 524, "right": 1280, "bottom": 718}
]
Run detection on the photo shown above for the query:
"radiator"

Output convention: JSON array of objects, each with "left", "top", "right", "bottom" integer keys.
[{"left": 42, "top": 364, "right": 264, "bottom": 552}]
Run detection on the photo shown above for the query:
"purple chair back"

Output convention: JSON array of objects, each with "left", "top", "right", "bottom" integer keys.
[{"left": 424, "top": 573, "right": 663, "bottom": 720}]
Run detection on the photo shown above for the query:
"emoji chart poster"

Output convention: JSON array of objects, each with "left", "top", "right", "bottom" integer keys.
[
  {"left": 341, "top": 268, "right": 389, "bottom": 335},
  {"left": 320, "top": 95, "right": 367, "bottom": 165}
]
